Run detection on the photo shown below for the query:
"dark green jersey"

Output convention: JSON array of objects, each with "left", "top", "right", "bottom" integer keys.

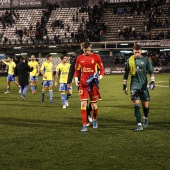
[{"left": 124, "top": 56, "right": 154, "bottom": 90}]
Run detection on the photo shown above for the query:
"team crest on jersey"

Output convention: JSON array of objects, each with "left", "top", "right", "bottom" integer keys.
[
  {"left": 91, "top": 59, "right": 94, "bottom": 64},
  {"left": 141, "top": 61, "right": 144, "bottom": 65}
]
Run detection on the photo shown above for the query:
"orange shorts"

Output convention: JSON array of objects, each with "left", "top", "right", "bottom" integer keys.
[{"left": 79, "top": 85, "right": 101, "bottom": 102}]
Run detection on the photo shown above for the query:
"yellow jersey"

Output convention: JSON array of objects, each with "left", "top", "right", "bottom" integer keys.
[
  {"left": 3, "top": 61, "right": 16, "bottom": 75},
  {"left": 40, "top": 61, "right": 53, "bottom": 80},
  {"left": 56, "top": 63, "right": 70, "bottom": 83},
  {"left": 28, "top": 61, "right": 39, "bottom": 76}
]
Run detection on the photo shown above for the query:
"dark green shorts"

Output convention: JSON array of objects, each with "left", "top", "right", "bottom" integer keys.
[{"left": 131, "top": 89, "right": 150, "bottom": 101}]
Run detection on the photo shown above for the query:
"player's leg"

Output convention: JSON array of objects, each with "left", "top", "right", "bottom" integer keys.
[
  {"left": 79, "top": 86, "right": 88, "bottom": 132},
  {"left": 81, "top": 100, "right": 88, "bottom": 132},
  {"left": 59, "top": 83, "right": 66, "bottom": 108},
  {"left": 141, "top": 90, "right": 150, "bottom": 128},
  {"left": 13, "top": 75, "right": 21, "bottom": 93},
  {"left": 91, "top": 102, "right": 98, "bottom": 128},
  {"left": 61, "top": 91, "right": 66, "bottom": 108},
  {"left": 87, "top": 102, "right": 92, "bottom": 122},
  {"left": 133, "top": 100, "right": 143, "bottom": 132},
  {"left": 34, "top": 76, "right": 38, "bottom": 90},
  {"left": 41, "top": 81, "right": 47, "bottom": 102},
  {"left": 131, "top": 90, "right": 143, "bottom": 131},
  {"left": 89, "top": 85, "right": 101, "bottom": 128},
  {"left": 30, "top": 81, "right": 35, "bottom": 94},
  {"left": 49, "top": 81, "right": 54, "bottom": 103},
  {"left": 5, "top": 75, "right": 11, "bottom": 93},
  {"left": 65, "top": 86, "right": 72, "bottom": 106}
]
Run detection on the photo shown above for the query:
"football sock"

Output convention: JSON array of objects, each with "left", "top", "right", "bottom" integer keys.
[
  {"left": 65, "top": 94, "right": 71, "bottom": 100},
  {"left": 81, "top": 105, "right": 87, "bottom": 126},
  {"left": 31, "top": 84, "right": 35, "bottom": 93},
  {"left": 143, "top": 107, "right": 149, "bottom": 118},
  {"left": 7, "top": 87, "right": 10, "bottom": 92},
  {"left": 49, "top": 90, "right": 53, "bottom": 101},
  {"left": 61, "top": 93, "right": 66, "bottom": 105},
  {"left": 42, "top": 90, "right": 45, "bottom": 100},
  {"left": 92, "top": 106, "right": 98, "bottom": 120},
  {"left": 134, "top": 104, "right": 141, "bottom": 123}
]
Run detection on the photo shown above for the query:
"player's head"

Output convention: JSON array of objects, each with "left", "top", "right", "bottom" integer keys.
[
  {"left": 133, "top": 44, "right": 142, "bottom": 58},
  {"left": 20, "top": 57, "right": 26, "bottom": 62},
  {"left": 46, "top": 54, "right": 52, "bottom": 61},
  {"left": 60, "top": 55, "right": 67, "bottom": 63},
  {"left": 31, "top": 55, "right": 35, "bottom": 61},
  {"left": 8, "top": 56, "right": 13, "bottom": 61},
  {"left": 82, "top": 42, "right": 91, "bottom": 56}
]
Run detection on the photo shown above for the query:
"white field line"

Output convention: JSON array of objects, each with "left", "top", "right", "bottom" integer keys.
[{"left": 156, "top": 85, "right": 169, "bottom": 88}]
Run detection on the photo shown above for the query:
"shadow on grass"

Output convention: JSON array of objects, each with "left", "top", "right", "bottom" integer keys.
[{"left": 0, "top": 117, "right": 80, "bottom": 129}]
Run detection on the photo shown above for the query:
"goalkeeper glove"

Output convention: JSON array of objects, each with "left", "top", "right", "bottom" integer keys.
[
  {"left": 123, "top": 83, "right": 128, "bottom": 95},
  {"left": 147, "top": 81, "right": 155, "bottom": 90}
]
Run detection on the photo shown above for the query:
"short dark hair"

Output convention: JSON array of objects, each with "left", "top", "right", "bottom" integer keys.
[
  {"left": 8, "top": 56, "right": 13, "bottom": 59},
  {"left": 133, "top": 44, "right": 141, "bottom": 50},
  {"left": 46, "top": 54, "right": 52, "bottom": 59},
  {"left": 60, "top": 55, "right": 66, "bottom": 60},
  {"left": 82, "top": 42, "right": 91, "bottom": 49}
]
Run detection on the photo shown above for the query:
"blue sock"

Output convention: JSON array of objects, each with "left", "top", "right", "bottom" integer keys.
[
  {"left": 49, "top": 90, "right": 53, "bottom": 101},
  {"left": 31, "top": 85, "right": 35, "bottom": 93},
  {"left": 61, "top": 93, "right": 66, "bottom": 105}
]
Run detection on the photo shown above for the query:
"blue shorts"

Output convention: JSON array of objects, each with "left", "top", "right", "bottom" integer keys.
[
  {"left": 7, "top": 74, "right": 16, "bottom": 82},
  {"left": 30, "top": 76, "right": 38, "bottom": 82},
  {"left": 42, "top": 80, "right": 53, "bottom": 87},
  {"left": 59, "top": 83, "right": 72, "bottom": 91}
]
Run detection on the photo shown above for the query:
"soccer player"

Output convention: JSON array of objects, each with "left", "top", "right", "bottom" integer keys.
[
  {"left": 40, "top": 54, "right": 54, "bottom": 103},
  {"left": 14, "top": 57, "right": 33, "bottom": 100},
  {"left": 2, "top": 56, "right": 21, "bottom": 94},
  {"left": 123, "top": 44, "right": 155, "bottom": 132},
  {"left": 67, "top": 47, "right": 93, "bottom": 126},
  {"left": 28, "top": 55, "right": 40, "bottom": 94},
  {"left": 55, "top": 55, "right": 72, "bottom": 109},
  {"left": 74, "top": 42, "right": 104, "bottom": 132}
]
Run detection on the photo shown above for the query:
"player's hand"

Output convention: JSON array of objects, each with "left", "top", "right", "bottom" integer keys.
[
  {"left": 148, "top": 81, "right": 155, "bottom": 90},
  {"left": 98, "top": 75, "right": 103, "bottom": 80},
  {"left": 123, "top": 84, "right": 128, "bottom": 95},
  {"left": 55, "top": 82, "right": 57, "bottom": 87},
  {"left": 67, "top": 83, "right": 72, "bottom": 88},
  {"left": 75, "top": 77, "right": 79, "bottom": 86},
  {"left": 43, "top": 75, "right": 47, "bottom": 79}
]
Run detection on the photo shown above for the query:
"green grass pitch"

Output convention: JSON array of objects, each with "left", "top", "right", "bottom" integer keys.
[{"left": 0, "top": 74, "right": 169, "bottom": 170}]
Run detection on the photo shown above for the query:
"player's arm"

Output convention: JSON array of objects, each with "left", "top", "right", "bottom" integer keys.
[
  {"left": 96, "top": 55, "right": 104, "bottom": 80},
  {"left": 67, "top": 56, "right": 78, "bottom": 84},
  {"left": 74, "top": 59, "right": 81, "bottom": 86},
  {"left": 147, "top": 59, "right": 155, "bottom": 90},
  {"left": 37, "top": 63, "right": 40, "bottom": 76},
  {"left": 14, "top": 65, "right": 18, "bottom": 76},
  {"left": 55, "top": 71, "right": 59, "bottom": 86},
  {"left": 40, "top": 64, "right": 47, "bottom": 79},
  {"left": 2, "top": 60, "right": 9, "bottom": 66},
  {"left": 123, "top": 60, "right": 130, "bottom": 95}
]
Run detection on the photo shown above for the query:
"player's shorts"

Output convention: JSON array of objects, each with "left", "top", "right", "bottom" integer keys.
[
  {"left": 79, "top": 84, "right": 101, "bottom": 102},
  {"left": 131, "top": 89, "right": 150, "bottom": 101},
  {"left": 59, "top": 83, "right": 72, "bottom": 91},
  {"left": 30, "top": 76, "right": 38, "bottom": 82},
  {"left": 7, "top": 74, "right": 16, "bottom": 82},
  {"left": 42, "top": 80, "right": 53, "bottom": 87}
]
